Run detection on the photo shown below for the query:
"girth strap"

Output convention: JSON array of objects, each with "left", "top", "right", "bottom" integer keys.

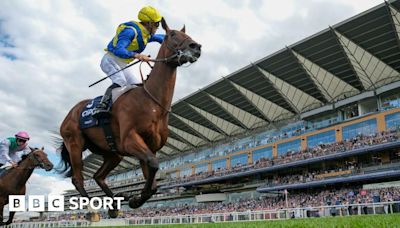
[{"left": 98, "top": 118, "right": 118, "bottom": 153}]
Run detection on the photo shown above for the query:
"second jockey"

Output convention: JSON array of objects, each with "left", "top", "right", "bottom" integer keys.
[{"left": 0, "top": 131, "right": 31, "bottom": 168}]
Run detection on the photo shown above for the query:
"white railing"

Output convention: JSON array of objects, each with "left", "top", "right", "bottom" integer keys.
[
  {"left": 126, "top": 201, "right": 400, "bottom": 225},
  {"left": 7, "top": 220, "right": 90, "bottom": 228},
  {"left": 6, "top": 201, "right": 400, "bottom": 227}
]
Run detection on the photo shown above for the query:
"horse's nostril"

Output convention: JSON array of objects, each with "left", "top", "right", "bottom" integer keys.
[{"left": 189, "top": 43, "right": 201, "bottom": 50}]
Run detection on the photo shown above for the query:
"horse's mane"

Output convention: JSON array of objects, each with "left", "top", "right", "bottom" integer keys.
[
  {"left": 18, "top": 147, "right": 38, "bottom": 164},
  {"left": 18, "top": 155, "right": 28, "bottom": 164}
]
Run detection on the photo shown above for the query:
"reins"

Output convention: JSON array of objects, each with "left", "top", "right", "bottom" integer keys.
[
  {"left": 139, "top": 60, "right": 172, "bottom": 114},
  {"left": 137, "top": 35, "right": 193, "bottom": 114}
]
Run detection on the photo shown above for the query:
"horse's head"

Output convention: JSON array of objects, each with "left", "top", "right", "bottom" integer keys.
[
  {"left": 160, "top": 17, "right": 201, "bottom": 66},
  {"left": 27, "top": 147, "right": 53, "bottom": 171}
]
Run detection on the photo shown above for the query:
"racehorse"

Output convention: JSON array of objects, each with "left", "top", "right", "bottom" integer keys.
[
  {"left": 0, "top": 147, "right": 53, "bottom": 225},
  {"left": 57, "top": 17, "right": 201, "bottom": 217}
]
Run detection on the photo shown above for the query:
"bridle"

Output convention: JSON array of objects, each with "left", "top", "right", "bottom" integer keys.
[{"left": 151, "top": 31, "right": 195, "bottom": 66}]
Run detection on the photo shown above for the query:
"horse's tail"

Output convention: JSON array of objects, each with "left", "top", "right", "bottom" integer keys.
[{"left": 55, "top": 142, "right": 73, "bottom": 177}]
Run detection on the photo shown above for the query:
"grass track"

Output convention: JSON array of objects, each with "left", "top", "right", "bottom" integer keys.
[{"left": 92, "top": 213, "right": 400, "bottom": 228}]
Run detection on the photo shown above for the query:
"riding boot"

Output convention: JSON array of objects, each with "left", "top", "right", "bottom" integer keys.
[{"left": 92, "top": 83, "right": 120, "bottom": 119}]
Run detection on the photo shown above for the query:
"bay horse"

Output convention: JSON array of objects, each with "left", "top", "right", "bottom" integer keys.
[
  {"left": 0, "top": 147, "right": 53, "bottom": 225},
  {"left": 57, "top": 18, "right": 201, "bottom": 217}
]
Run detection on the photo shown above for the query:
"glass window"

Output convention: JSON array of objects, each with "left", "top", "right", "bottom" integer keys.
[
  {"left": 277, "top": 139, "right": 301, "bottom": 156},
  {"left": 159, "top": 161, "right": 168, "bottom": 170},
  {"left": 183, "top": 153, "right": 194, "bottom": 164},
  {"left": 252, "top": 146, "right": 273, "bottom": 163},
  {"left": 195, "top": 163, "right": 208, "bottom": 174},
  {"left": 342, "top": 104, "right": 359, "bottom": 120},
  {"left": 169, "top": 172, "right": 178, "bottom": 179},
  {"left": 307, "top": 130, "right": 336, "bottom": 148},
  {"left": 382, "top": 94, "right": 400, "bottom": 110},
  {"left": 255, "top": 130, "right": 275, "bottom": 145},
  {"left": 306, "top": 114, "right": 339, "bottom": 131},
  {"left": 212, "top": 159, "right": 227, "bottom": 171},
  {"left": 180, "top": 168, "right": 192, "bottom": 178},
  {"left": 231, "top": 154, "right": 248, "bottom": 167},
  {"left": 385, "top": 112, "right": 400, "bottom": 130},
  {"left": 342, "top": 119, "right": 377, "bottom": 140}
]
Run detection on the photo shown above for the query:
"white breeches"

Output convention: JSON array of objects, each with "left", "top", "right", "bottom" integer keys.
[{"left": 100, "top": 52, "right": 141, "bottom": 86}]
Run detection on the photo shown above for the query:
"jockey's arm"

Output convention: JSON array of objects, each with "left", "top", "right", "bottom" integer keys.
[
  {"left": 9, "top": 151, "right": 21, "bottom": 164},
  {"left": 9, "top": 146, "right": 31, "bottom": 165},
  {"left": 0, "top": 139, "right": 13, "bottom": 165},
  {"left": 149, "top": 34, "right": 165, "bottom": 44},
  {"left": 112, "top": 28, "right": 137, "bottom": 59}
]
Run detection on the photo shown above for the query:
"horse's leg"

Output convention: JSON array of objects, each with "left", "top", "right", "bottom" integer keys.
[
  {"left": 123, "top": 132, "right": 159, "bottom": 209},
  {"left": 93, "top": 154, "right": 122, "bottom": 218},
  {"left": 63, "top": 135, "right": 89, "bottom": 197},
  {"left": 140, "top": 159, "right": 157, "bottom": 193},
  {"left": 0, "top": 199, "right": 5, "bottom": 225},
  {"left": 129, "top": 155, "right": 158, "bottom": 209},
  {"left": 5, "top": 212, "right": 15, "bottom": 225}
]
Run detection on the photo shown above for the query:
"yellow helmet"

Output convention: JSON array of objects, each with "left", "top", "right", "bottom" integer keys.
[{"left": 138, "top": 6, "right": 162, "bottom": 23}]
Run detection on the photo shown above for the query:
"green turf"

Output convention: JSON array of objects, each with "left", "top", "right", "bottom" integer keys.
[{"left": 90, "top": 213, "right": 400, "bottom": 228}]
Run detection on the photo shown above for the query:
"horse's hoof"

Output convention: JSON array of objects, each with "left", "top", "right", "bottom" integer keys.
[
  {"left": 128, "top": 197, "right": 143, "bottom": 209},
  {"left": 108, "top": 209, "right": 119, "bottom": 218}
]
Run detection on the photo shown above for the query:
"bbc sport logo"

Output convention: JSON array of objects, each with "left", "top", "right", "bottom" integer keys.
[{"left": 9, "top": 195, "right": 124, "bottom": 212}]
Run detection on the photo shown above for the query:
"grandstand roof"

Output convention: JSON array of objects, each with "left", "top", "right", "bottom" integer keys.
[{"left": 83, "top": 0, "right": 400, "bottom": 177}]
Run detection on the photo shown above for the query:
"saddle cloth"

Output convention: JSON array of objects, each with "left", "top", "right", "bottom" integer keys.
[{"left": 79, "top": 85, "right": 137, "bottom": 129}]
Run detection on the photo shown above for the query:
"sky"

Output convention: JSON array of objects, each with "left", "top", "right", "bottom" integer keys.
[{"left": 0, "top": 0, "right": 384, "bottom": 216}]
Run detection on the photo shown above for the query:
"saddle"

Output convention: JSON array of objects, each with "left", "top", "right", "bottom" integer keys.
[
  {"left": 0, "top": 165, "right": 12, "bottom": 176},
  {"left": 79, "top": 85, "right": 139, "bottom": 153},
  {"left": 79, "top": 85, "right": 138, "bottom": 129}
]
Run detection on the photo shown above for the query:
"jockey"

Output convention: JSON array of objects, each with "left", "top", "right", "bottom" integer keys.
[
  {"left": 0, "top": 131, "right": 31, "bottom": 168},
  {"left": 92, "top": 5, "right": 165, "bottom": 118}
]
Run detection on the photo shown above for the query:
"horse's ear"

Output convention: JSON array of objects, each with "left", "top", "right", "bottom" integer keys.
[
  {"left": 161, "top": 17, "right": 169, "bottom": 32},
  {"left": 29, "top": 147, "right": 34, "bottom": 152},
  {"left": 181, "top": 25, "right": 185, "bottom": 33},
  {"left": 41, "top": 146, "right": 44, "bottom": 151}
]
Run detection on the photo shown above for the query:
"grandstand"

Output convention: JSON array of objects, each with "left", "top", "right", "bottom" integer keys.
[{"left": 17, "top": 0, "right": 400, "bottom": 226}]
